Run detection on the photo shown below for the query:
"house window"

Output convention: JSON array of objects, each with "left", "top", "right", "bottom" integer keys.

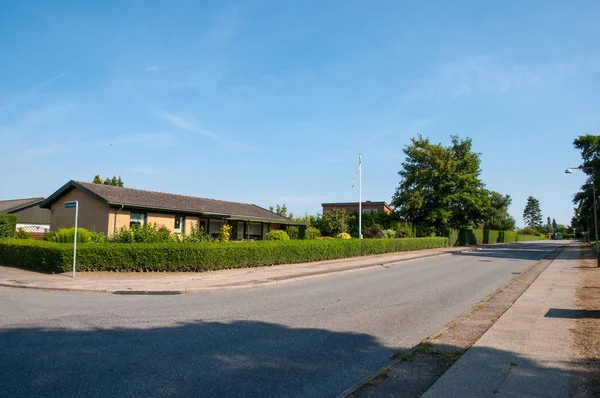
[
  {"left": 237, "top": 222, "right": 245, "bottom": 240},
  {"left": 248, "top": 222, "right": 261, "bottom": 238},
  {"left": 209, "top": 220, "right": 225, "bottom": 236},
  {"left": 362, "top": 209, "right": 377, "bottom": 214},
  {"left": 174, "top": 215, "right": 185, "bottom": 234},
  {"left": 130, "top": 212, "right": 146, "bottom": 227}
]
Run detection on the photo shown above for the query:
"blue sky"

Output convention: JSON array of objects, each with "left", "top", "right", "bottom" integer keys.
[{"left": 1, "top": 0, "right": 599, "bottom": 227}]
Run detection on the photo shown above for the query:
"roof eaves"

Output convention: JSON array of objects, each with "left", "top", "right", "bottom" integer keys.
[
  {"left": 2, "top": 198, "right": 45, "bottom": 213},
  {"left": 40, "top": 180, "right": 110, "bottom": 209},
  {"left": 107, "top": 203, "right": 233, "bottom": 218},
  {"left": 228, "top": 215, "right": 306, "bottom": 225}
]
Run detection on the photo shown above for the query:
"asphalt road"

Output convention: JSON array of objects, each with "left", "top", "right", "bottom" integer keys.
[{"left": 0, "top": 241, "right": 563, "bottom": 397}]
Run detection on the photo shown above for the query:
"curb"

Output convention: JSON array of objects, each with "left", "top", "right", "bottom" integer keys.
[
  {"left": 0, "top": 247, "right": 479, "bottom": 295},
  {"left": 336, "top": 242, "right": 569, "bottom": 398}
]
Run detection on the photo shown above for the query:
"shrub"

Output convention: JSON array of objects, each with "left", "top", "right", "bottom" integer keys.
[
  {"left": 183, "top": 222, "right": 210, "bottom": 243},
  {"left": 516, "top": 234, "right": 543, "bottom": 242},
  {"left": 0, "top": 237, "right": 451, "bottom": 273},
  {"left": 46, "top": 227, "right": 92, "bottom": 243},
  {"left": 14, "top": 228, "right": 32, "bottom": 239},
  {"left": 42, "top": 231, "right": 56, "bottom": 241},
  {"left": 363, "top": 226, "right": 383, "bottom": 239},
  {"left": 317, "top": 236, "right": 334, "bottom": 240},
  {"left": 286, "top": 226, "right": 300, "bottom": 240},
  {"left": 392, "top": 222, "right": 414, "bottom": 238},
  {"left": 111, "top": 223, "right": 173, "bottom": 243},
  {"left": 90, "top": 231, "right": 106, "bottom": 243},
  {"left": 265, "top": 230, "right": 290, "bottom": 241},
  {"left": 304, "top": 227, "right": 321, "bottom": 240},
  {"left": 320, "top": 209, "right": 349, "bottom": 236},
  {"left": 218, "top": 224, "right": 232, "bottom": 242},
  {"left": 0, "top": 214, "right": 17, "bottom": 238},
  {"left": 336, "top": 232, "right": 351, "bottom": 239},
  {"left": 518, "top": 226, "right": 540, "bottom": 235},
  {"left": 382, "top": 229, "right": 396, "bottom": 239}
]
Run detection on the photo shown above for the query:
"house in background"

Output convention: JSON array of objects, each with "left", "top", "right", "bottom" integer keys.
[
  {"left": 40, "top": 180, "right": 305, "bottom": 239},
  {"left": 322, "top": 201, "right": 393, "bottom": 215},
  {"left": 0, "top": 197, "right": 51, "bottom": 232}
]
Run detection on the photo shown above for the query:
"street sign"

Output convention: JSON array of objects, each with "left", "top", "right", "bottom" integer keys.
[{"left": 64, "top": 201, "right": 79, "bottom": 278}]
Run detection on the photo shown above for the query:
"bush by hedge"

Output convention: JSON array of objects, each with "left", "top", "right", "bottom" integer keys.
[
  {"left": 265, "top": 230, "right": 290, "bottom": 241},
  {"left": 516, "top": 234, "right": 544, "bottom": 241},
  {"left": 0, "top": 237, "right": 450, "bottom": 273},
  {"left": 0, "top": 214, "right": 17, "bottom": 238},
  {"left": 304, "top": 227, "right": 321, "bottom": 240}
]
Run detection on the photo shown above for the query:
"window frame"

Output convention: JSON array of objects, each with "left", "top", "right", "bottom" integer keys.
[
  {"left": 174, "top": 215, "right": 185, "bottom": 234},
  {"left": 129, "top": 211, "right": 146, "bottom": 227}
]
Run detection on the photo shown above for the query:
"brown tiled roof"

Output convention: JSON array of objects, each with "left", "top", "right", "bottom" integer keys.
[
  {"left": 42, "top": 181, "right": 294, "bottom": 223},
  {"left": 0, "top": 197, "right": 45, "bottom": 213}
]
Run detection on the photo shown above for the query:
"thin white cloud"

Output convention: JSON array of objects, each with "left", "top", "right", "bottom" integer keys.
[
  {"left": 106, "top": 132, "right": 175, "bottom": 146},
  {"left": 31, "top": 72, "right": 67, "bottom": 91},
  {"left": 1, "top": 73, "right": 67, "bottom": 114},
  {"left": 404, "top": 55, "right": 580, "bottom": 100},
  {"left": 158, "top": 111, "right": 249, "bottom": 149},
  {"left": 145, "top": 66, "right": 167, "bottom": 72}
]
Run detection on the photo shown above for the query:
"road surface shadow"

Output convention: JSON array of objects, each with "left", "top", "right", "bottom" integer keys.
[
  {"left": 545, "top": 308, "right": 600, "bottom": 319},
  {"left": 353, "top": 342, "right": 598, "bottom": 398},
  {"left": 0, "top": 320, "right": 395, "bottom": 398}
]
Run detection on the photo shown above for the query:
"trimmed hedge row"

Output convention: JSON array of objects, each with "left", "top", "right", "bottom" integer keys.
[
  {"left": 0, "top": 237, "right": 450, "bottom": 273},
  {"left": 458, "top": 229, "right": 538, "bottom": 245},
  {"left": 516, "top": 234, "right": 544, "bottom": 241},
  {"left": 0, "top": 214, "right": 17, "bottom": 238}
]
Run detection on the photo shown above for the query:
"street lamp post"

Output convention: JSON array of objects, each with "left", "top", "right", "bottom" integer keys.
[{"left": 566, "top": 166, "right": 599, "bottom": 267}]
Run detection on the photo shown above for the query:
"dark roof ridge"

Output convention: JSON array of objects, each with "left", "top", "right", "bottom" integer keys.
[{"left": 74, "top": 181, "right": 255, "bottom": 207}]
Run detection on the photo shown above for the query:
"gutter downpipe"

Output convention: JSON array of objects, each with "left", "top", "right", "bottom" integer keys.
[{"left": 113, "top": 204, "right": 125, "bottom": 236}]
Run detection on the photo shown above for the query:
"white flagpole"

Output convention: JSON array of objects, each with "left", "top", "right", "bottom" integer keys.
[{"left": 359, "top": 153, "right": 362, "bottom": 239}]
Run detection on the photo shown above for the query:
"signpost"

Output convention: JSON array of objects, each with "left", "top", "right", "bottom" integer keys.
[{"left": 65, "top": 201, "right": 79, "bottom": 278}]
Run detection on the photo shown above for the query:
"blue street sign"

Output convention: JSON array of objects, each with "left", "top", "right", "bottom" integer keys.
[{"left": 65, "top": 201, "right": 77, "bottom": 209}]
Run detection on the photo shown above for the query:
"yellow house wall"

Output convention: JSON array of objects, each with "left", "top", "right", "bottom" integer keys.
[
  {"left": 107, "top": 210, "right": 131, "bottom": 237},
  {"left": 185, "top": 216, "right": 200, "bottom": 235},
  {"left": 147, "top": 213, "right": 175, "bottom": 231},
  {"left": 50, "top": 188, "right": 110, "bottom": 234}
]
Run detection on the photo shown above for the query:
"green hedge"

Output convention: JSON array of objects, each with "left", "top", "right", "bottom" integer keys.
[
  {"left": 0, "top": 239, "right": 72, "bottom": 272},
  {"left": 0, "top": 237, "right": 450, "bottom": 273},
  {"left": 516, "top": 234, "right": 543, "bottom": 241},
  {"left": 0, "top": 214, "right": 17, "bottom": 238},
  {"left": 458, "top": 229, "right": 519, "bottom": 245}
]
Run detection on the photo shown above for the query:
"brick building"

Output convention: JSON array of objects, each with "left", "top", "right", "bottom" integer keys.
[{"left": 321, "top": 201, "right": 393, "bottom": 215}]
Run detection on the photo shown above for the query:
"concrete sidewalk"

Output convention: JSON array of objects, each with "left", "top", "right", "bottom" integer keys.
[
  {"left": 423, "top": 242, "right": 580, "bottom": 398},
  {"left": 0, "top": 245, "right": 473, "bottom": 294}
]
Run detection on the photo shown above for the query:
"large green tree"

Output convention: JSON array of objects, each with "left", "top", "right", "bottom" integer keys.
[
  {"left": 523, "top": 196, "right": 543, "bottom": 228},
  {"left": 482, "top": 191, "right": 516, "bottom": 231},
  {"left": 93, "top": 175, "right": 124, "bottom": 187},
  {"left": 571, "top": 135, "right": 600, "bottom": 235},
  {"left": 392, "top": 135, "right": 487, "bottom": 235}
]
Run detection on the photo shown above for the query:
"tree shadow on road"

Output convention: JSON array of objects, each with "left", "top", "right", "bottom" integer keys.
[
  {"left": 354, "top": 342, "right": 599, "bottom": 398},
  {"left": 0, "top": 320, "right": 396, "bottom": 398}
]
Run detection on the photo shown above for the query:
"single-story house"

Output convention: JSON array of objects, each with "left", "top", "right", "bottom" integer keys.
[
  {"left": 322, "top": 201, "right": 393, "bottom": 215},
  {"left": 0, "top": 197, "right": 51, "bottom": 232},
  {"left": 40, "top": 180, "right": 305, "bottom": 239}
]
